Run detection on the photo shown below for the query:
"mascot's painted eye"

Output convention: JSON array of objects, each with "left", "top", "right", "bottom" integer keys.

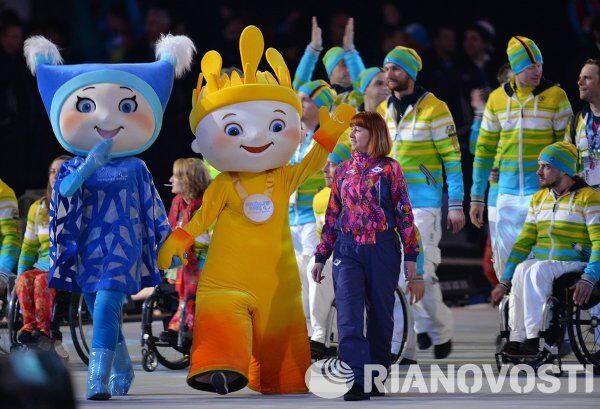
[
  {"left": 76, "top": 97, "right": 96, "bottom": 113},
  {"left": 119, "top": 97, "right": 138, "bottom": 113},
  {"left": 224, "top": 123, "right": 243, "bottom": 136},
  {"left": 269, "top": 119, "right": 285, "bottom": 133}
]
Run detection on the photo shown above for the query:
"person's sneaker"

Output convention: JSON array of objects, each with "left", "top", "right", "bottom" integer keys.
[
  {"left": 159, "top": 329, "right": 178, "bottom": 344},
  {"left": 54, "top": 340, "right": 70, "bottom": 362},
  {"left": 516, "top": 337, "right": 540, "bottom": 357},
  {"left": 434, "top": 340, "right": 452, "bottom": 359},
  {"left": 35, "top": 331, "right": 53, "bottom": 350},
  {"left": 324, "top": 345, "right": 338, "bottom": 357},
  {"left": 310, "top": 340, "right": 326, "bottom": 360},
  {"left": 501, "top": 341, "right": 523, "bottom": 356},
  {"left": 369, "top": 383, "right": 385, "bottom": 397},
  {"left": 417, "top": 333, "right": 432, "bottom": 350},
  {"left": 343, "top": 383, "right": 369, "bottom": 401},
  {"left": 17, "top": 330, "right": 36, "bottom": 345},
  {"left": 517, "top": 342, "right": 539, "bottom": 357},
  {"left": 210, "top": 371, "right": 229, "bottom": 395},
  {"left": 398, "top": 357, "right": 418, "bottom": 366}
]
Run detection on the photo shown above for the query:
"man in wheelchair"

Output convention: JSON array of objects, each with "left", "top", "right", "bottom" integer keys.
[{"left": 491, "top": 141, "right": 600, "bottom": 357}]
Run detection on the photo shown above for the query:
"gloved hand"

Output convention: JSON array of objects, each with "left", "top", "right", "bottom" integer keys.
[
  {"left": 60, "top": 139, "right": 113, "bottom": 196},
  {"left": 312, "top": 104, "right": 356, "bottom": 152},
  {"left": 157, "top": 228, "right": 194, "bottom": 270}
]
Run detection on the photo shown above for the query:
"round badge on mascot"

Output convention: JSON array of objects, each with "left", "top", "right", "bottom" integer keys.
[
  {"left": 24, "top": 34, "right": 196, "bottom": 400},
  {"left": 157, "top": 25, "right": 355, "bottom": 395}
]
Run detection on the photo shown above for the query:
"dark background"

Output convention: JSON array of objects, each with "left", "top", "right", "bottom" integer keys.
[{"left": 0, "top": 1, "right": 596, "bottom": 279}]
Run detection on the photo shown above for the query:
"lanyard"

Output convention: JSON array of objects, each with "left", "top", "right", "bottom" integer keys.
[
  {"left": 230, "top": 171, "right": 275, "bottom": 224},
  {"left": 585, "top": 112, "right": 600, "bottom": 157}
]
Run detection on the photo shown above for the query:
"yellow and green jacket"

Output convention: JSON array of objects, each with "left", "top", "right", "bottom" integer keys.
[
  {"left": 471, "top": 78, "right": 572, "bottom": 202},
  {"left": 0, "top": 179, "right": 20, "bottom": 272},
  {"left": 289, "top": 131, "right": 326, "bottom": 226},
  {"left": 377, "top": 87, "right": 464, "bottom": 209},
  {"left": 503, "top": 181, "right": 600, "bottom": 284},
  {"left": 18, "top": 198, "right": 50, "bottom": 274}
]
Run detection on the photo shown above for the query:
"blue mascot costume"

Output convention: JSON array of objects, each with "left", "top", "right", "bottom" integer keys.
[{"left": 24, "top": 34, "right": 195, "bottom": 400}]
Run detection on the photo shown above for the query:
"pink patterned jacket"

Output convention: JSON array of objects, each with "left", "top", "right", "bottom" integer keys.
[{"left": 315, "top": 151, "right": 420, "bottom": 264}]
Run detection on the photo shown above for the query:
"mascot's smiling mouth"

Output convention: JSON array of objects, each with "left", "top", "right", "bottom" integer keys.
[
  {"left": 95, "top": 126, "right": 124, "bottom": 139},
  {"left": 241, "top": 142, "right": 274, "bottom": 153}
]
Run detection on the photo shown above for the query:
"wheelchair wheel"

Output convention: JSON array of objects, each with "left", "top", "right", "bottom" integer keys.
[
  {"left": 567, "top": 301, "right": 600, "bottom": 369},
  {"left": 394, "top": 287, "right": 411, "bottom": 363},
  {"left": 1, "top": 283, "right": 17, "bottom": 353},
  {"left": 6, "top": 290, "right": 21, "bottom": 350},
  {"left": 142, "top": 348, "right": 158, "bottom": 372},
  {"left": 141, "top": 285, "right": 190, "bottom": 370},
  {"left": 69, "top": 293, "right": 93, "bottom": 365}
]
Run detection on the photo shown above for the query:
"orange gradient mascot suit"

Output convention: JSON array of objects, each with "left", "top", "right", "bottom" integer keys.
[{"left": 158, "top": 25, "right": 354, "bottom": 394}]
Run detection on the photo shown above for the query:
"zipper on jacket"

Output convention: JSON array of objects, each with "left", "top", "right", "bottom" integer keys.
[
  {"left": 515, "top": 94, "right": 533, "bottom": 196},
  {"left": 517, "top": 98, "right": 525, "bottom": 196},
  {"left": 548, "top": 191, "right": 570, "bottom": 259}
]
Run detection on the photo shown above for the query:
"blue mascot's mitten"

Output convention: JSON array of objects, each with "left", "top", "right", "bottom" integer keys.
[
  {"left": 109, "top": 340, "right": 135, "bottom": 396},
  {"left": 60, "top": 138, "right": 113, "bottom": 196},
  {"left": 87, "top": 348, "right": 115, "bottom": 400}
]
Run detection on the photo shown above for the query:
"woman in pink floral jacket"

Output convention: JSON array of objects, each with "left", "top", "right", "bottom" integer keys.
[{"left": 311, "top": 111, "right": 423, "bottom": 401}]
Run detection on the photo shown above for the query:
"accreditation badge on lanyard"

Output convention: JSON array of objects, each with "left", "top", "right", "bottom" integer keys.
[
  {"left": 584, "top": 113, "right": 600, "bottom": 187},
  {"left": 231, "top": 171, "right": 275, "bottom": 224}
]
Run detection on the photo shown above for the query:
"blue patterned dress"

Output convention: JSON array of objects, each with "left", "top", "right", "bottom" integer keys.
[{"left": 49, "top": 157, "right": 170, "bottom": 295}]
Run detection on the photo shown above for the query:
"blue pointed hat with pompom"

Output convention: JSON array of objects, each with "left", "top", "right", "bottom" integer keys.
[{"left": 24, "top": 35, "right": 195, "bottom": 156}]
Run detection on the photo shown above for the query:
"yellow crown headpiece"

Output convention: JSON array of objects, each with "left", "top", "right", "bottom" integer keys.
[{"left": 189, "top": 25, "right": 301, "bottom": 132}]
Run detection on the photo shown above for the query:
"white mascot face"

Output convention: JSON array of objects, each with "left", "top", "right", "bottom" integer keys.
[
  {"left": 59, "top": 83, "right": 156, "bottom": 155},
  {"left": 193, "top": 100, "right": 302, "bottom": 172}
]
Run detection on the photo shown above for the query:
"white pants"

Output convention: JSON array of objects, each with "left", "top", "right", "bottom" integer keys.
[
  {"left": 392, "top": 274, "right": 417, "bottom": 359},
  {"left": 306, "top": 256, "right": 337, "bottom": 344},
  {"left": 411, "top": 208, "right": 454, "bottom": 345},
  {"left": 291, "top": 223, "right": 319, "bottom": 336},
  {"left": 509, "top": 259, "right": 587, "bottom": 342},
  {"left": 495, "top": 194, "right": 533, "bottom": 279},
  {"left": 487, "top": 206, "right": 501, "bottom": 278}
]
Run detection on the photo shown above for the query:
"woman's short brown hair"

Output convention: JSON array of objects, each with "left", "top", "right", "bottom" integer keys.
[
  {"left": 349, "top": 111, "right": 392, "bottom": 158},
  {"left": 173, "top": 158, "right": 212, "bottom": 200}
]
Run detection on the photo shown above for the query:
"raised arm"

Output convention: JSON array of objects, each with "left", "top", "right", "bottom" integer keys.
[{"left": 293, "top": 16, "right": 322, "bottom": 90}]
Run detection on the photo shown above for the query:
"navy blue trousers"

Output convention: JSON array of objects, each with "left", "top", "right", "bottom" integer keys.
[{"left": 332, "top": 230, "right": 401, "bottom": 387}]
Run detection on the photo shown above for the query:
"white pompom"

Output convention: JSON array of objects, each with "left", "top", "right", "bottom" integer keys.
[
  {"left": 23, "top": 36, "right": 63, "bottom": 75},
  {"left": 155, "top": 34, "right": 196, "bottom": 78}
]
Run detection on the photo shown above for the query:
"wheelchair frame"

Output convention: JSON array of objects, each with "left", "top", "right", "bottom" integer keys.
[
  {"left": 495, "top": 272, "right": 600, "bottom": 375},
  {"left": 6, "top": 289, "right": 91, "bottom": 364},
  {"left": 140, "top": 284, "right": 193, "bottom": 372},
  {"left": 322, "top": 286, "right": 413, "bottom": 363},
  {"left": 495, "top": 295, "right": 566, "bottom": 375}
]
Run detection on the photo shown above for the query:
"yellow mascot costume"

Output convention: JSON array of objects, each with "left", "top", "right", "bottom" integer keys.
[{"left": 158, "top": 25, "right": 354, "bottom": 395}]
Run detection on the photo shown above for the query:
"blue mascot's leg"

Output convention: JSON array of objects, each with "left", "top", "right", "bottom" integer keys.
[
  {"left": 109, "top": 338, "right": 135, "bottom": 396},
  {"left": 84, "top": 290, "right": 126, "bottom": 400}
]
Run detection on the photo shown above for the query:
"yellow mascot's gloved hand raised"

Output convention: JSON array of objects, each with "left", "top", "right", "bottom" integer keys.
[
  {"left": 312, "top": 103, "right": 356, "bottom": 152},
  {"left": 157, "top": 228, "right": 195, "bottom": 269}
]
